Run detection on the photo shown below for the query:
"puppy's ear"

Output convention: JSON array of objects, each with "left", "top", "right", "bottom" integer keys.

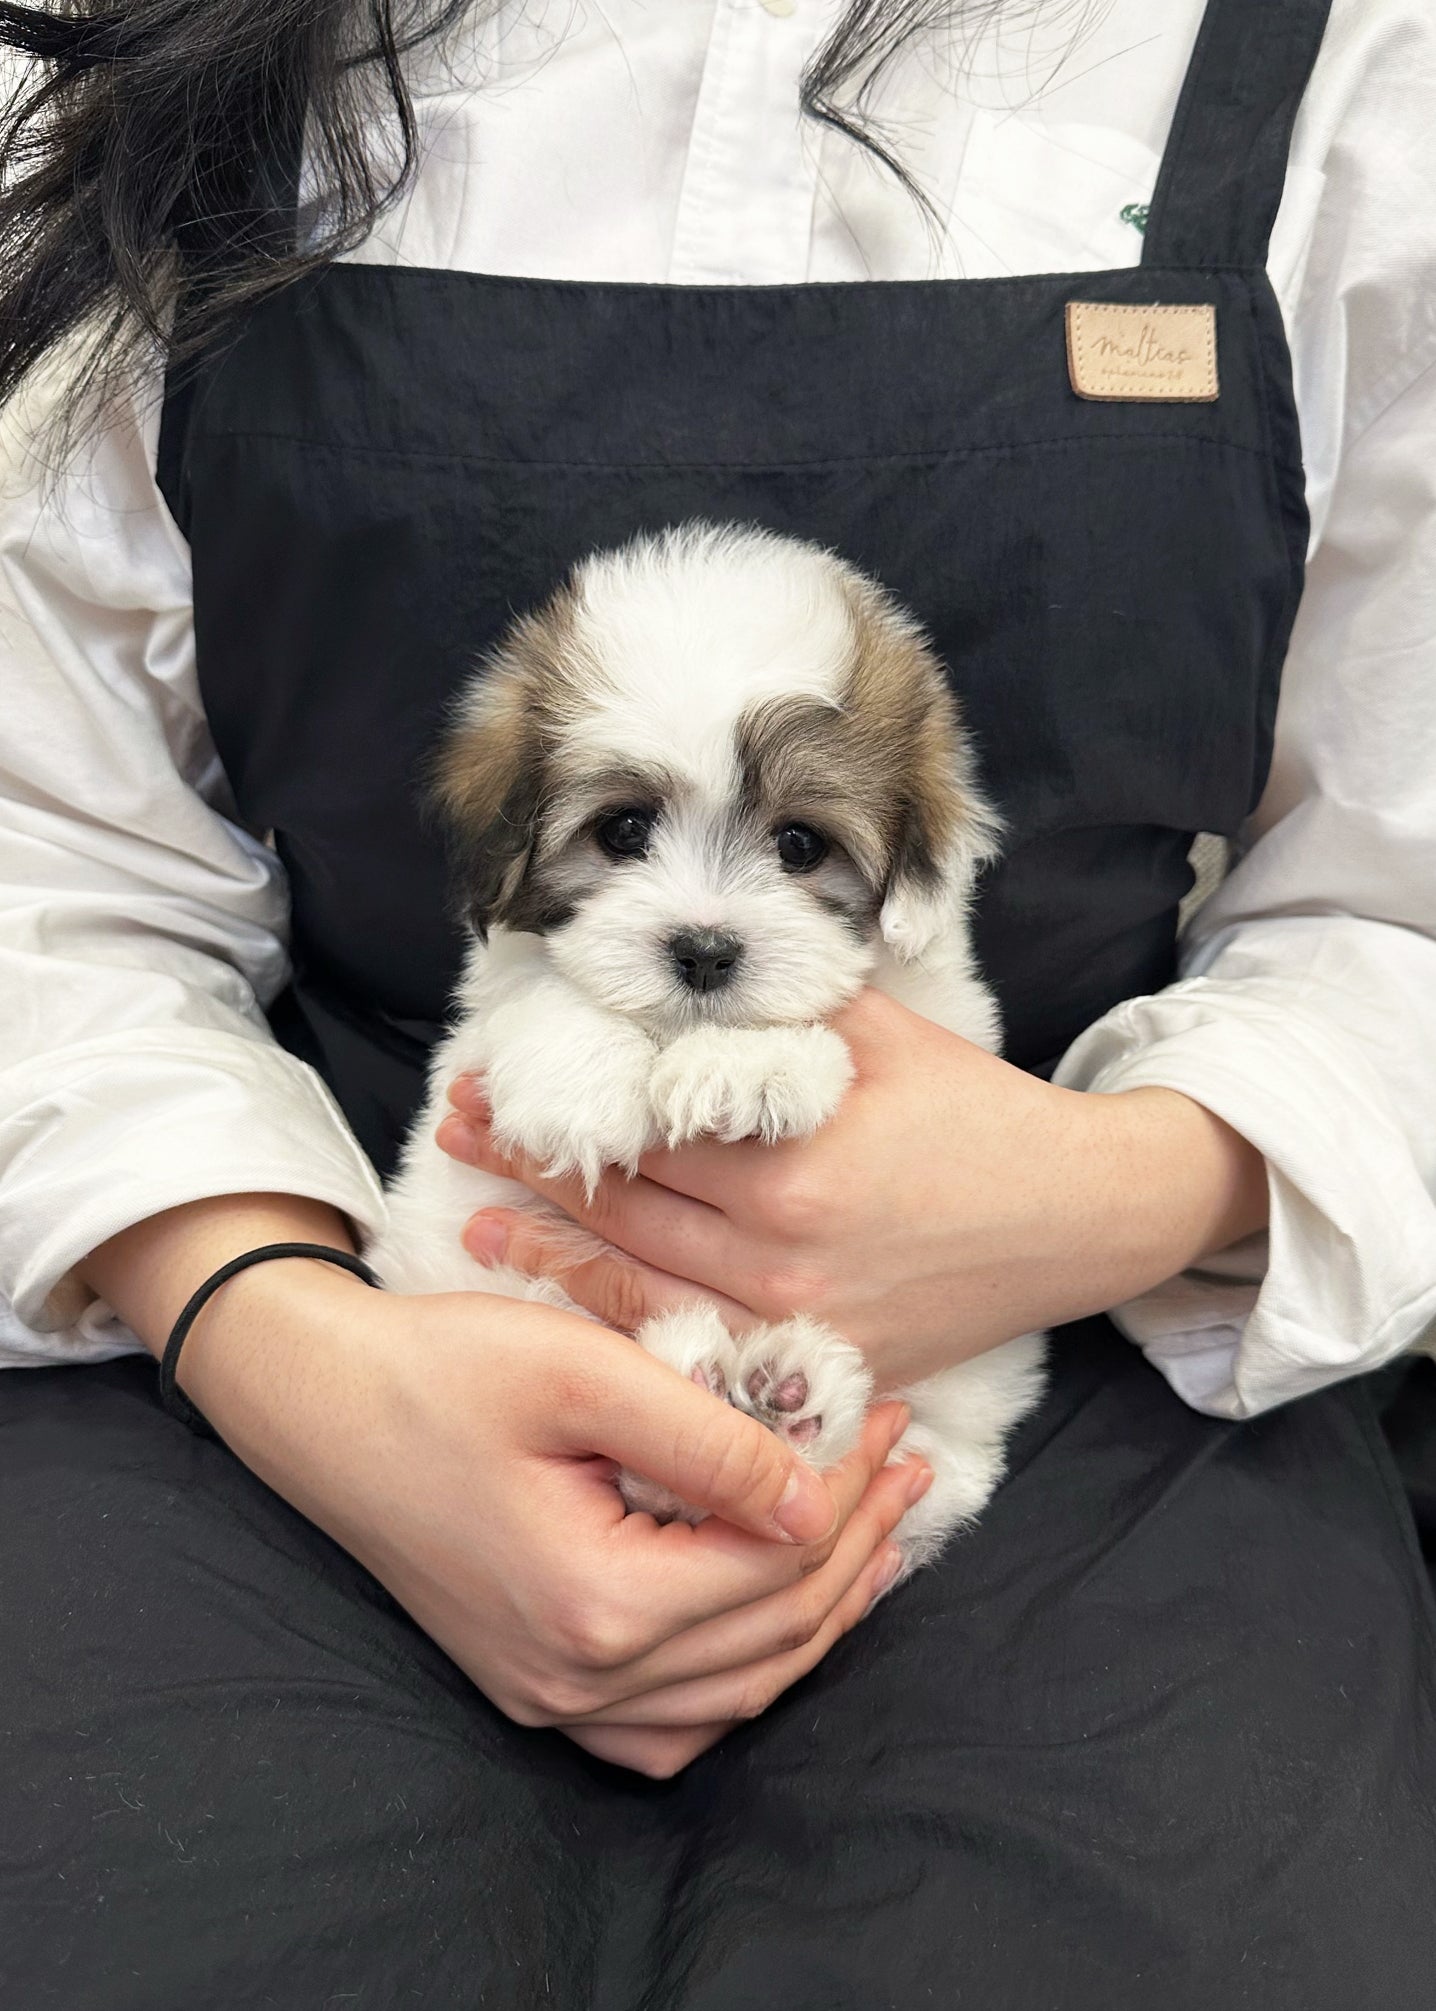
[
  {"left": 840, "top": 576, "right": 1002, "bottom": 963},
  {"left": 432, "top": 658, "right": 545, "bottom": 938},
  {"left": 879, "top": 686, "right": 1003, "bottom": 963}
]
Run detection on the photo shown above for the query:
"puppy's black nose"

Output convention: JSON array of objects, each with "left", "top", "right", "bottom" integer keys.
[{"left": 670, "top": 929, "right": 743, "bottom": 995}]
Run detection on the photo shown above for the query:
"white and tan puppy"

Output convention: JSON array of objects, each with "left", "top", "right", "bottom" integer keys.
[{"left": 373, "top": 524, "right": 1045, "bottom": 1577}]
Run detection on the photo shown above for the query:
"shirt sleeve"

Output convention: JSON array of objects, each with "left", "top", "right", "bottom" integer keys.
[
  {"left": 1053, "top": 2, "right": 1436, "bottom": 1418},
  {"left": 1054, "top": 348, "right": 1436, "bottom": 1417},
  {"left": 0, "top": 355, "right": 386, "bottom": 1367}
]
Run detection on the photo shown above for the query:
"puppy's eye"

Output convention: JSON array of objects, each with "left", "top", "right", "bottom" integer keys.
[
  {"left": 775, "top": 823, "right": 828, "bottom": 872},
  {"left": 595, "top": 807, "right": 656, "bottom": 859}
]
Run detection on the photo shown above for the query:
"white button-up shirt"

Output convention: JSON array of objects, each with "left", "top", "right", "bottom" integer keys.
[{"left": 3, "top": 0, "right": 1435, "bottom": 1412}]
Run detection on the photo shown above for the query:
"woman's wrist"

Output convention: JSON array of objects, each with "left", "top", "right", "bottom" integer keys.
[
  {"left": 78, "top": 1192, "right": 360, "bottom": 1357},
  {"left": 179, "top": 1259, "right": 394, "bottom": 1529},
  {"left": 78, "top": 1194, "right": 378, "bottom": 1478},
  {"left": 1061, "top": 1082, "right": 1269, "bottom": 1313}
]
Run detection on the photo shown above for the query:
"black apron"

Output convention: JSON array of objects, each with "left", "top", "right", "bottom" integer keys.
[
  {"left": 153, "top": 0, "right": 1316, "bottom": 1179},
  {"left": 5, "top": 2, "right": 1436, "bottom": 2006}
]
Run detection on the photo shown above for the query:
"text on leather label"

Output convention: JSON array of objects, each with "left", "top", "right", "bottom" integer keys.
[{"left": 1065, "top": 302, "right": 1218, "bottom": 402}]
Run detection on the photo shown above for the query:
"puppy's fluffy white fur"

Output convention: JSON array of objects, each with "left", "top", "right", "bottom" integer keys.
[{"left": 373, "top": 524, "right": 1045, "bottom": 1579}]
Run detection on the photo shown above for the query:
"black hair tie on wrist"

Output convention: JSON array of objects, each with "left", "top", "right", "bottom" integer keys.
[{"left": 159, "top": 1242, "right": 380, "bottom": 1437}]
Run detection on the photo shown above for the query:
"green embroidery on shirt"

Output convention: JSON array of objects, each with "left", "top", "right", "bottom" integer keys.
[{"left": 1120, "top": 202, "right": 1150, "bottom": 235}]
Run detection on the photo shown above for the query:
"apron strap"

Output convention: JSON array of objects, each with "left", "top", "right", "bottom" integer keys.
[{"left": 1142, "top": 0, "right": 1333, "bottom": 271}]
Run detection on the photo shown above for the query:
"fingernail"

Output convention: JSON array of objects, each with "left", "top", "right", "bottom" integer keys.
[
  {"left": 864, "top": 1543, "right": 904, "bottom": 1615},
  {"left": 885, "top": 1402, "right": 912, "bottom": 1448},
  {"left": 904, "top": 1460, "right": 934, "bottom": 1507},
  {"left": 773, "top": 1468, "right": 838, "bottom": 1544},
  {"left": 462, "top": 1212, "right": 508, "bottom": 1261},
  {"left": 437, "top": 1113, "right": 480, "bottom": 1162},
  {"left": 874, "top": 1543, "right": 904, "bottom": 1594},
  {"left": 449, "top": 1076, "right": 490, "bottom": 1118}
]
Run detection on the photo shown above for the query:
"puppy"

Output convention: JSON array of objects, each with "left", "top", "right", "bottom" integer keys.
[{"left": 372, "top": 524, "right": 1045, "bottom": 1578}]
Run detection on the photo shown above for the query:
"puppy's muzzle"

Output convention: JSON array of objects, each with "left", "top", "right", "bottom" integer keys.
[{"left": 669, "top": 928, "right": 743, "bottom": 995}]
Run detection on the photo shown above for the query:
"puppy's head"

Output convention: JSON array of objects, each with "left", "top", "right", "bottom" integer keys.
[{"left": 434, "top": 524, "right": 1000, "bottom": 1034}]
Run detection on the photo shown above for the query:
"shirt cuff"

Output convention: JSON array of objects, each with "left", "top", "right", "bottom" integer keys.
[
  {"left": 1053, "top": 982, "right": 1436, "bottom": 1418},
  {"left": 0, "top": 1029, "right": 387, "bottom": 1365}
]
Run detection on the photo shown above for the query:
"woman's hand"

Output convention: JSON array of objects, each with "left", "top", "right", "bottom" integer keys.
[
  {"left": 82, "top": 1196, "right": 926, "bottom": 1778},
  {"left": 437, "top": 987, "right": 1269, "bottom": 1392}
]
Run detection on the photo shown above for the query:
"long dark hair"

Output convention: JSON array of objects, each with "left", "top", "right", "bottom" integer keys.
[{"left": 0, "top": 0, "right": 1042, "bottom": 419}]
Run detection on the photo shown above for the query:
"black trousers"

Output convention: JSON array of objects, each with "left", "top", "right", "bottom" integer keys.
[{"left": 4, "top": 1318, "right": 1435, "bottom": 2010}]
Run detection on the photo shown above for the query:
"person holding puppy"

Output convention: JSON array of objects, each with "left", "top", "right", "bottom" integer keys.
[{"left": 2, "top": 0, "right": 1435, "bottom": 2005}]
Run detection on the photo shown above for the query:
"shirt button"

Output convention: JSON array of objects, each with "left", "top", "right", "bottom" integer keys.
[{"left": 759, "top": 0, "right": 797, "bottom": 16}]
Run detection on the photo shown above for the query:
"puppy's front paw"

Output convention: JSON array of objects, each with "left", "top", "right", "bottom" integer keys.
[
  {"left": 729, "top": 1317, "right": 871, "bottom": 1470},
  {"left": 649, "top": 1024, "right": 854, "bottom": 1148},
  {"left": 622, "top": 1305, "right": 743, "bottom": 1523},
  {"left": 484, "top": 1017, "right": 656, "bottom": 1195},
  {"left": 619, "top": 1308, "right": 872, "bottom": 1525}
]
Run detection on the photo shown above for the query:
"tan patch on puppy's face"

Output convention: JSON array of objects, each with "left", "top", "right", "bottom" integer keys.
[
  {"left": 736, "top": 577, "right": 997, "bottom": 945},
  {"left": 431, "top": 588, "right": 587, "bottom": 936}
]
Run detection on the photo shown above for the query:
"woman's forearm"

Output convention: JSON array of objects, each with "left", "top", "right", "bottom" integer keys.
[
  {"left": 1040, "top": 1083, "right": 1270, "bottom": 1329},
  {"left": 77, "top": 1193, "right": 359, "bottom": 1359},
  {"left": 1126, "top": 1086, "right": 1271, "bottom": 1263},
  {"left": 75, "top": 1194, "right": 382, "bottom": 1503}
]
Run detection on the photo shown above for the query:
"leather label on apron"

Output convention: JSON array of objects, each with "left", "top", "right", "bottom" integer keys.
[{"left": 1065, "top": 302, "right": 1218, "bottom": 402}]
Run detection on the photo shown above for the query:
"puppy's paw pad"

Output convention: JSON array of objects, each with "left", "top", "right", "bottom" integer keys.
[
  {"left": 742, "top": 1357, "right": 829, "bottom": 1451},
  {"left": 731, "top": 1318, "right": 871, "bottom": 1468},
  {"left": 691, "top": 1359, "right": 728, "bottom": 1401},
  {"left": 745, "top": 1361, "right": 809, "bottom": 1413}
]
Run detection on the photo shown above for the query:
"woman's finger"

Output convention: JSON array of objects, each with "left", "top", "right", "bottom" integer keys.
[
  {"left": 631, "top": 1134, "right": 774, "bottom": 1207},
  {"left": 460, "top": 1205, "right": 752, "bottom": 1334},
  {"left": 534, "top": 1319, "right": 872, "bottom": 1545},
  {"left": 590, "top": 1401, "right": 912, "bottom": 1643},
  {"left": 561, "top": 1455, "right": 928, "bottom": 1710},
  {"left": 563, "top": 1721, "right": 734, "bottom": 1776},
  {"left": 827, "top": 984, "right": 921, "bottom": 1064},
  {"left": 567, "top": 1535, "right": 904, "bottom": 1728},
  {"left": 438, "top": 1109, "right": 743, "bottom": 1293},
  {"left": 447, "top": 1069, "right": 788, "bottom": 1217}
]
